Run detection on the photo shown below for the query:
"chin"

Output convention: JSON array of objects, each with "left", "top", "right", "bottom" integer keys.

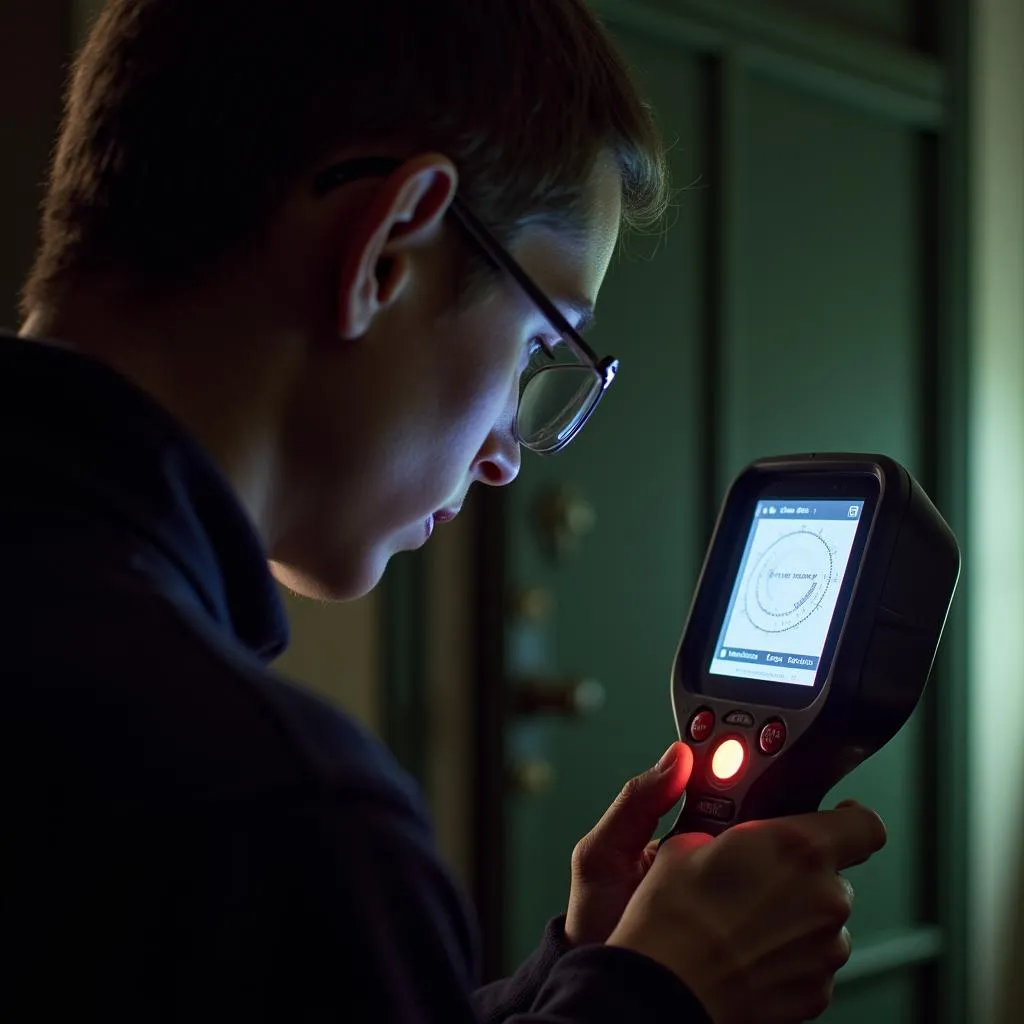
[{"left": 270, "top": 552, "right": 387, "bottom": 603}]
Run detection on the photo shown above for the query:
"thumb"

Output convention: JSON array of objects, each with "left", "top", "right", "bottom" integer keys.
[{"left": 588, "top": 742, "right": 694, "bottom": 859}]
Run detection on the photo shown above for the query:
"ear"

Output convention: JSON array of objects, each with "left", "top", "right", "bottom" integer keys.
[{"left": 336, "top": 154, "right": 458, "bottom": 340}]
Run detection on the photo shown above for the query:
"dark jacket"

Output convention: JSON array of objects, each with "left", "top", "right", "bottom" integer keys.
[{"left": 0, "top": 333, "right": 706, "bottom": 1022}]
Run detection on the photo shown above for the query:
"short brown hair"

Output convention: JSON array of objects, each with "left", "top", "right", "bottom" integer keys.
[{"left": 22, "top": 0, "right": 669, "bottom": 314}]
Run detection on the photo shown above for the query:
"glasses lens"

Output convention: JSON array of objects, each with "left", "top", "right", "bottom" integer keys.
[{"left": 517, "top": 366, "right": 603, "bottom": 453}]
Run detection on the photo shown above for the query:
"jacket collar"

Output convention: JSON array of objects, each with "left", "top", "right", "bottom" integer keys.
[{"left": 0, "top": 333, "right": 289, "bottom": 660}]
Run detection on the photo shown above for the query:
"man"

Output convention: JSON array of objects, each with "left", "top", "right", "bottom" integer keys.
[{"left": 2, "top": 0, "right": 886, "bottom": 1020}]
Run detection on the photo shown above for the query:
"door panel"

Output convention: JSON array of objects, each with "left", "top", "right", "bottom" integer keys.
[
  {"left": 726, "top": 72, "right": 928, "bottom": 945},
  {"left": 724, "top": 74, "right": 922, "bottom": 483}
]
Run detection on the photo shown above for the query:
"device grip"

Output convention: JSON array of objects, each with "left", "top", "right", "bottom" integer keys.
[
  {"left": 660, "top": 789, "right": 762, "bottom": 843},
  {"left": 659, "top": 789, "right": 819, "bottom": 845},
  {"left": 661, "top": 796, "right": 729, "bottom": 843},
  {"left": 659, "top": 737, "right": 865, "bottom": 847}
]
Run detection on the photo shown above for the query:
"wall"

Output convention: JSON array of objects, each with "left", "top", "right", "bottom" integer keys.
[
  {"left": 968, "top": 0, "right": 1024, "bottom": 1019},
  {"left": 425, "top": 511, "right": 476, "bottom": 883},
  {"left": 273, "top": 589, "right": 380, "bottom": 732},
  {"left": 0, "top": 1, "right": 65, "bottom": 325}
]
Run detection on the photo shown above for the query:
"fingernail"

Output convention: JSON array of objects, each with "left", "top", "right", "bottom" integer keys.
[{"left": 656, "top": 744, "right": 678, "bottom": 772}]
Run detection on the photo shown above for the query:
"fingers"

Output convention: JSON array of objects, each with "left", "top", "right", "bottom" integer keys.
[
  {"left": 824, "top": 803, "right": 887, "bottom": 869},
  {"left": 609, "top": 805, "right": 868, "bottom": 1024},
  {"left": 838, "top": 875, "right": 855, "bottom": 909},
  {"left": 653, "top": 741, "right": 694, "bottom": 796},
  {"left": 767, "top": 927, "right": 852, "bottom": 1021},
  {"left": 838, "top": 925, "right": 853, "bottom": 966},
  {"left": 588, "top": 743, "right": 694, "bottom": 854},
  {"left": 778, "top": 803, "right": 886, "bottom": 871},
  {"left": 659, "top": 830, "right": 714, "bottom": 857},
  {"left": 572, "top": 745, "right": 696, "bottom": 881}
]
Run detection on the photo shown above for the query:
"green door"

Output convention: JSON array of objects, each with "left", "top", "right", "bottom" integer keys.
[{"left": 489, "top": 3, "right": 964, "bottom": 1021}]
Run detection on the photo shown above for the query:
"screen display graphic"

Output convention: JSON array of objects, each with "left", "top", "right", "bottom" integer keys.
[{"left": 708, "top": 500, "right": 865, "bottom": 686}]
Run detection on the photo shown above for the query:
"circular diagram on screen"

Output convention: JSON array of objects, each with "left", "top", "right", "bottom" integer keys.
[{"left": 743, "top": 528, "right": 837, "bottom": 633}]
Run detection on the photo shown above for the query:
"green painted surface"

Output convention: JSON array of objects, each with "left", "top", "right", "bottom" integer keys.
[
  {"left": 780, "top": 0, "right": 921, "bottom": 46},
  {"left": 723, "top": 73, "right": 923, "bottom": 481},
  {"left": 726, "top": 72, "right": 927, "bottom": 940},
  {"left": 502, "top": 12, "right": 941, "bottom": 1023},
  {"left": 828, "top": 970, "right": 919, "bottom": 1022}
]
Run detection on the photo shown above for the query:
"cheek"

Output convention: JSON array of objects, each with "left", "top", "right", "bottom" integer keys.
[
  {"left": 369, "top": 342, "right": 517, "bottom": 524},
  {"left": 437, "top": 325, "right": 520, "bottom": 448}
]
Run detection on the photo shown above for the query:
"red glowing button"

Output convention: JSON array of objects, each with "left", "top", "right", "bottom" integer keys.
[
  {"left": 710, "top": 738, "right": 746, "bottom": 782},
  {"left": 759, "top": 719, "right": 787, "bottom": 756},
  {"left": 688, "top": 709, "right": 716, "bottom": 743}
]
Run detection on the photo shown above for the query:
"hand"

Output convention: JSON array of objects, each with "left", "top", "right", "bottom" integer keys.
[
  {"left": 564, "top": 741, "right": 693, "bottom": 946},
  {"left": 608, "top": 802, "right": 887, "bottom": 1024}
]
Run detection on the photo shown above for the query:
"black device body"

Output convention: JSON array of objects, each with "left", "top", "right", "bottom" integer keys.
[{"left": 664, "top": 453, "right": 960, "bottom": 840}]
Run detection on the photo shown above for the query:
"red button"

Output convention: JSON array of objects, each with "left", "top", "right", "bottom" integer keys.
[
  {"left": 689, "top": 709, "right": 715, "bottom": 743},
  {"left": 710, "top": 737, "right": 746, "bottom": 782},
  {"left": 759, "top": 719, "right": 787, "bottom": 755}
]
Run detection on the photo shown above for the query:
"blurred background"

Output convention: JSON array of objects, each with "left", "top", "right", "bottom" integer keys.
[{"left": 2, "top": 0, "right": 1021, "bottom": 1021}]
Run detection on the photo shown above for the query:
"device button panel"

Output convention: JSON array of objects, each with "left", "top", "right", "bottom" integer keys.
[
  {"left": 723, "top": 709, "right": 755, "bottom": 727},
  {"left": 759, "top": 719, "right": 787, "bottom": 755},
  {"left": 710, "top": 737, "right": 746, "bottom": 781},
  {"left": 689, "top": 794, "right": 736, "bottom": 823},
  {"left": 688, "top": 709, "right": 716, "bottom": 743}
]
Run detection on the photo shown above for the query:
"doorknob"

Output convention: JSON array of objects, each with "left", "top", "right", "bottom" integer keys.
[
  {"left": 534, "top": 485, "right": 596, "bottom": 562},
  {"left": 508, "top": 586, "right": 555, "bottom": 623},
  {"left": 508, "top": 758, "right": 556, "bottom": 795},
  {"left": 511, "top": 676, "right": 606, "bottom": 717}
]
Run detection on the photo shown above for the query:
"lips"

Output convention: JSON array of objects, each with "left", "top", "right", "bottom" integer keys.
[{"left": 432, "top": 507, "right": 461, "bottom": 524}]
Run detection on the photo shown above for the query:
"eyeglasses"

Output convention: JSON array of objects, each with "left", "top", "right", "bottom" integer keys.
[{"left": 313, "top": 157, "right": 619, "bottom": 455}]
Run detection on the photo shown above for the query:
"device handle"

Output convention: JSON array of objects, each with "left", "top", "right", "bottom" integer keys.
[
  {"left": 660, "top": 792, "right": 734, "bottom": 843},
  {"left": 659, "top": 737, "right": 866, "bottom": 846}
]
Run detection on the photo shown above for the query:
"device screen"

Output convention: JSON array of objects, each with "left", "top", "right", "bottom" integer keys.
[{"left": 708, "top": 499, "right": 866, "bottom": 686}]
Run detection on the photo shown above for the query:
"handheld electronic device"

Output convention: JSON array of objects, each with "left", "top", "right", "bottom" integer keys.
[{"left": 664, "top": 453, "right": 959, "bottom": 840}]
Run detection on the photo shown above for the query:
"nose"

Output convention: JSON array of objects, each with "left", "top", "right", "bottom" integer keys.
[
  {"left": 473, "top": 421, "right": 521, "bottom": 488},
  {"left": 472, "top": 380, "right": 522, "bottom": 487}
]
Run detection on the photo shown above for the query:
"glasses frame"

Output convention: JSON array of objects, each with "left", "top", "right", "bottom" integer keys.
[{"left": 312, "top": 156, "right": 619, "bottom": 454}]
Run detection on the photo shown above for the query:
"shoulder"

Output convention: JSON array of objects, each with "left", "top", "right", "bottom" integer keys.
[
  {"left": 158, "top": 594, "right": 427, "bottom": 817},
  {"left": 7, "top": 585, "right": 422, "bottom": 821},
  {"left": 257, "top": 662, "right": 426, "bottom": 816}
]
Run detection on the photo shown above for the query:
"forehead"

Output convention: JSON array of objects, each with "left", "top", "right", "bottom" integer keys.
[{"left": 508, "top": 155, "right": 623, "bottom": 320}]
